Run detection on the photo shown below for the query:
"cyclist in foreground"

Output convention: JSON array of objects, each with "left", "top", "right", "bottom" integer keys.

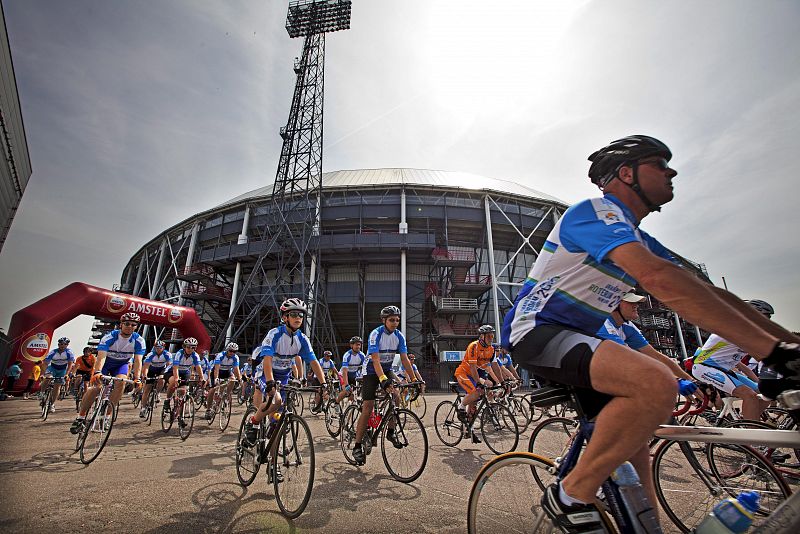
[
  {"left": 351, "top": 305, "right": 416, "bottom": 466},
  {"left": 691, "top": 299, "right": 776, "bottom": 420},
  {"left": 502, "top": 135, "right": 800, "bottom": 532},
  {"left": 71, "top": 313, "right": 146, "bottom": 434}
]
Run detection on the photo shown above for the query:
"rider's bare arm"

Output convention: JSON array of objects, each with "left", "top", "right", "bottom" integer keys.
[
  {"left": 638, "top": 344, "right": 693, "bottom": 380},
  {"left": 608, "top": 242, "right": 778, "bottom": 358}
]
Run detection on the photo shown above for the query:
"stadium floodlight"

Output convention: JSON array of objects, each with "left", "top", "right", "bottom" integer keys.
[{"left": 286, "top": 0, "right": 352, "bottom": 38}]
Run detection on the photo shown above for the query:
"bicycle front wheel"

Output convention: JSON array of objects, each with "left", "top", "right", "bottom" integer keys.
[
  {"left": 324, "top": 399, "right": 342, "bottom": 438},
  {"left": 480, "top": 403, "right": 519, "bottom": 455},
  {"left": 433, "top": 400, "right": 464, "bottom": 447},
  {"left": 236, "top": 407, "right": 260, "bottom": 486},
  {"left": 381, "top": 408, "right": 428, "bottom": 483},
  {"left": 80, "top": 400, "right": 116, "bottom": 465},
  {"left": 467, "top": 452, "right": 558, "bottom": 534},
  {"left": 410, "top": 394, "right": 427, "bottom": 420},
  {"left": 527, "top": 417, "right": 578, "bottom": 491},
  {"left": 339, "top": 404, "right": 360, "bottom": 465},
  {"left": 274, "top": 415, "right": 315, "bottom": 519},
  {"left": 219, "top": 395, "right": 232, "bottom": 432},
  {"left": 179, "top": 398, "right": 195, "bottom": 441}
]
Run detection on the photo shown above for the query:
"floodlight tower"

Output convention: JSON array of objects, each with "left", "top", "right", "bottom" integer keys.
[{"left": 215, "top": 0, "right": 351, "bottom": 352}]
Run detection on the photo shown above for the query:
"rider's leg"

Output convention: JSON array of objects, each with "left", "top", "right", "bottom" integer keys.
[
  {"left": 355, "top": 399, "right": 374, "bottom": 444},
  {"left": 109, "top": 374, "right": 127, "bottom": 414},
  {"left": 560, "top": 343, "right": 675, "bottom": 503},
  {"left": 734, "top": 384, "right": 769, "bottom": 420}
]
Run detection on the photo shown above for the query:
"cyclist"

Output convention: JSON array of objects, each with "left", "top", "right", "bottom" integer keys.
[
  {"left": 396, "top": 353, "right": 425, "bottom": 389},
  {"left": 39, "top": 337, "right": 75, "bottom": 412},
  {"left": 312, "top": 350, "right": 338, "bottom": 414},
  {"left": 336, "top": 336, "right": 366, "bottom": 404},
  {"left": 503, "top": 135, "right": 800, "bottom": 531},
  {"left": 454, "top": 325, "right": 503, "bottom": 431},
  {"left": 198, "top": 351, "right": 212, "bottom": 383},
  {"left": 244, "top": 298, "right": 329, "bottom": 445},
  {"left": 208, "top": 342, "right": 242, "bottom": 417},
  {"left": 493, "top": 345, "right": 522, "bottom": 383},
  {"left": 690, "top": 299, "right": 775, "bottom": 420},
  {"left": 70, "top": 313, "right": 146, "bottom": 434},
  {"left": 72, "top": 347, "right": 96, "bottom": 406},
  {"left": 139, "top": 340, "right": 172, "bottom": 418},
  {"left": 351, "top": 305, "right": 416, "bottom": 466},
  {"left": 596, "top": 290, "right": 697, "bottom": 390},
  {"left": 164, "top": 338, "right": 204, "bottom": 415}
]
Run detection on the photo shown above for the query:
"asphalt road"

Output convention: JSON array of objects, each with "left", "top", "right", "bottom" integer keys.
[{"left": 0, "top": 392, "right": 520, "bottom": 533}]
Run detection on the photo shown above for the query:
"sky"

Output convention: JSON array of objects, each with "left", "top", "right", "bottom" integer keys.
[{"left": 1, "top": 0, "right": 798, "bottom": 349}]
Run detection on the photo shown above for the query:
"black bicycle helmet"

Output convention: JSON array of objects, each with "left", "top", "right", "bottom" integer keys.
[
  {"left": 477, "top": 324, "right": 496, "bottom": 334},
  {"left": 746, "top": 299, "right": 775, "bottom": 316},
  {"left": 588, "top": 135, "right": 673, "bottom": 212}
]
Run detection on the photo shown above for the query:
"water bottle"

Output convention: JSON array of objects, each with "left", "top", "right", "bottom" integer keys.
[
  {"left": 266, "top": 412, "right": 282, "bottom": 439},
  {"left": 695, "top": 492, "right": 760, "bottom": 534},
  {"left": 611, "top": 462, "right": 661, "bottom": 534}
]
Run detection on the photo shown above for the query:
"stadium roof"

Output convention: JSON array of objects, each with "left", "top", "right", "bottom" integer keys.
[{"left": 216, "top": 168, "right": 567, "bottom": 209}]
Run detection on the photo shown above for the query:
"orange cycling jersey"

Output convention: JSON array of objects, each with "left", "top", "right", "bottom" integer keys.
[
  {"left": 455, "top": 340, "right": 495, "bottom": 377},
  {"left": 74, "top": 355, "right": 95, "bottom": 373}
]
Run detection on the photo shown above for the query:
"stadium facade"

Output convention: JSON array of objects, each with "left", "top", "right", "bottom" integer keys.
[{"left": 114, "top": 168, "right": 708, "bottom": 387}]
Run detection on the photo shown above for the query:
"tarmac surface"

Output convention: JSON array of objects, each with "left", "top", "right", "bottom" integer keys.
[{"left": 0, "top": 391, "right": 521, "bottom": 533}]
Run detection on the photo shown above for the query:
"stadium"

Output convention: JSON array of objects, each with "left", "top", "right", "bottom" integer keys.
[{"left": 113, "top": 168, "right": 707, "bottom": 387}]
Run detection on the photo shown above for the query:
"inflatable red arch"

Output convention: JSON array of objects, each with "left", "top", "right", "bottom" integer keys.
[{"left": 5, "top": 282, "right": 211, "bottom": 393}]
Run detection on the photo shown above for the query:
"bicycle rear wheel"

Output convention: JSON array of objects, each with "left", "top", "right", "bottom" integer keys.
[
  {"left": 236, "top": 406, "right": 261, "bottom": 486},
  {"left": 324, "top": 399, "right": 342, "bottom": 438},
  {"left": 467, "top": 452, "right": 557, "bottom": 534},
  {"left": 219, "top": 395, "right": 232, "bottom": 432},
  {"left": 339, "top": 404, "right": 360, "bottom": 465},
  {"left": 179, "top": 397, "right": 195, "bottom": 441},
  {"left": 480, "top": 403, "right": 519, "bottom": 455},
  {"left": 274, "top": 415, "right": 315, "bottom": 519},
  {"left": 80, "top": 400, "right": 116, "bottom": 464},
  {"left": 433, "top": 400, "right": 464, "bottom": 447},
  {"left": 381, "top": 408, "right": 428, "bottom": 483}
]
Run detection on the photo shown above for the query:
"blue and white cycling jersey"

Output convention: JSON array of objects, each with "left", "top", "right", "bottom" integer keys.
[
  {"left": 214, "top": 352, "right": 240, "bottom": 372},
  {"left": 97, "top": 330, "right": 147, "bottom": 362},
  {"left": 258, "top": 324, "right": 317, "bottom": 377},
  {"left": 320, "top": 358, "right": 337, "bottom": 376},
  {"left": 503, "top": 194, "right": 677, "bottom": 348},
  {"left": 240, "top": 362, "right": 252, "bottom": 376},
  {"left": 199, "top": 357, "right": 212, "bottom": 378},
  {"left": 596, "top": 319, "right": 649, "bottom": 350},
  {"left": 44, "top": 348, "right": 75, "bottom": 370},
  {"left": 367, "top": 326, "right": 407, "bottom": 376},
  {"left": 173, "top": 349, "right": 200, "bottom": 372},
  {"left": 144, "top": 350, "right": 173, "bottom": 369},
  {"left": 341, "top": 349, "right": 366, "bottom": 376},
  {"left": 396, "top": 362, "right": 418, "bottom": 380},
  {"left": 494, "top": 352, "right": 514, "bottom": 368}
]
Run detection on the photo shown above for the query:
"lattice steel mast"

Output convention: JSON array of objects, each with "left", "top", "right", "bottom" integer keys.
[{"left": 214, "top": 0, "right": 351, "bottom": 351}]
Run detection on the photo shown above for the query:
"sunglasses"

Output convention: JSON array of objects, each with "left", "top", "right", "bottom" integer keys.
[
  {"left": 386, "top": 317, "right": 400, "bottom": 323},
  {"left": 287, "top": 312, "right": 305, "bottom": 319},
  {"left": 638, "top": 158, "right": 671, "bottom": 171},
  {"left": 121, "top": 322, "right": 138, "bottom": 327}
]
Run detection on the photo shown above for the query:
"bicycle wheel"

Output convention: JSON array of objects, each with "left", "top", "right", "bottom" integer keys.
[
  {"left": 145, "top": 391, "right": 156, "bottom": 426},
  {"left": 523, "top": 394, "right": 545, "bottom": 425},
  {"left": 206, "top": 395, "right": 218, "bottom": 425},
  {"left": 722, "top": 418, "right": 799, "bottom": 470},
  {"left": 75, "top": 383, "right": 84, "bottom": 412},
  {"left": 132, "top": 389, "right": 141, "bottom": 408},
  {"left": 40, "top": 387, "right": 51, "bottom": 420},
  {"left": 339, "top": 404, "right": 360, "bottom": 465},
  {"left": 160, "top": 401, "right": 174, "bottom": 432},
  {"left": 381, "top": 408, "right": 428, "bottom": 483},
  {"left": 467, "top": 452, "right": 558, "bottom": 534},
  {"left": 219, "top": 395, "right": 232, "bottom": 432},
  {"left": 80, "top": 400, "right": 116, "bottom": 464},
  {"left": 434, "top": 400, "right": 464, "bottom": 447},
  {"left": 410, "top": 394, "right": 427, "bottom": 420},
  {"left": 306, "top": 390, "right": 317, "bottom": 413},
  {"left": 324, "top": 399, "right": 342, "bottom": 438},
  {"left": 527, "top": 417, "right": 578, "bottom": 491},
  {"left": 236, "top": 407, "right": 261, "bottom": 486},
  {"left": 480, "top": 403, "right": 519, "bottom": 455},
  {"left": 179, "top": 397, "right": 195, "bottom": 441},
  {"left": 75, "top": 396, "right": 98, "bottom": 452},
  {"left": 508, "top": 397, "right": 531, "bottom": 434},
  {"left": 274, "top": 415, "right": 315, "bottom": 519}
]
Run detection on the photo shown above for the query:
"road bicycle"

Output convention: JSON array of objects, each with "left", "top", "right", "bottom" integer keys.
[
  {"left": 161, "top": 379, "right": 197, "bottom": 440},
  {"left": 433, "top": 381, "right": 519, "bottom": 455},
  {"left": 340, "top": 381, "right": 428, "bottom": 483},
  {"left": 75, "top": 375, "right": 134, "bottom": 465},
  {"left": 205, "top": 378, "right": 234, "bottom": 431},
  {"left": 234, "top": 382, "right": 316, "bottom": 519}
]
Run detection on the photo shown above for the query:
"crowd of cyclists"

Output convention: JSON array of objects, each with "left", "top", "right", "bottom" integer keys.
[{"left": 9, "top": 134, "right": 800, "bottom": 532}]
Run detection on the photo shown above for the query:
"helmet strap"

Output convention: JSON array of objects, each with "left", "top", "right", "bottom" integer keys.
[{"left": 628, "top": 164, "right": 661, "bottom": 213}]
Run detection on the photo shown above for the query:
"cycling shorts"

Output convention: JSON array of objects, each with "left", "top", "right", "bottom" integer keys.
[
  {"left": 47, "top": 367, "right": 68, "bottom": 381},
  {"left": 454, "top": 370, "right": 479, "bottom": 395},
  {"left": 102, "top": 360, "right": 129, "bottom": 378},
  {"left": 362, "top": 371, "right": 396, "bottom": 401},
  {"left": 257, "top": 371, "right": 290, "bottom": 402},
  {"left": 213, "top": 369, "right": 231, "bottom": 385},
  {"left": 174, "top": 370, "right": 191, "bottom": 383},
  {"left": 512, "top": 324, "right": 611, "bottom": 419},
  {"left": 146, "top": 366, "right": 168, "bottom": 379},
  {"left": 691, "top": 363, "right": 759, "bottom": 395},
  {"left": 75, "top": 369, "right": 92, "bottom": 381}
]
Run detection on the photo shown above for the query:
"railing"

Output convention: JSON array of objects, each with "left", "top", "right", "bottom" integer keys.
[
  {"left": 181, "top": 282, "right": 232, "bottom": 300},
  {"left": 182, "top": 263, "right": 216, "bottom": 278},
  {"left": 432, "top": 296, "right": 478, "bottom": 311},
  {"left": 431, "top": 247, "right": 476, "bottom": 262},
  {"left": 460, "top": 274, "right": 492, "bottom": 285}
]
